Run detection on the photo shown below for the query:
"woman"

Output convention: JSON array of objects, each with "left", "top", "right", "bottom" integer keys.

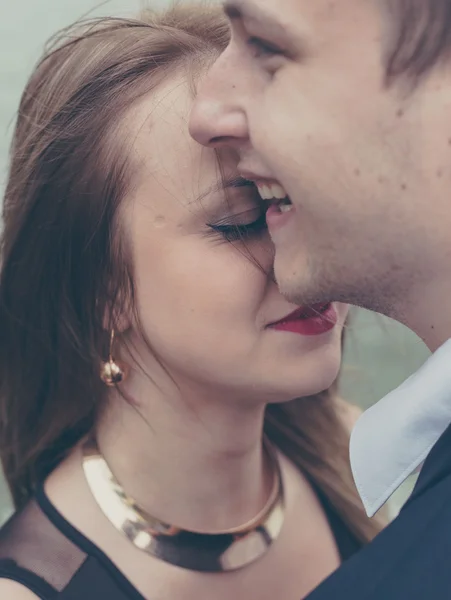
[{"left": 0, "top": 5, "right": 381, "bottom": 600}]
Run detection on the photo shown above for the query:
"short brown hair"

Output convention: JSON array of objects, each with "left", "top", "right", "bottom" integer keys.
[{"left": 384, "top": 0, "right": 451, "bottom": 81}]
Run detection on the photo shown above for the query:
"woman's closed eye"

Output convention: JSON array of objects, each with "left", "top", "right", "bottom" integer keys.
[{"left": 207, "top": 210, "right": 268, "bottom": 243}]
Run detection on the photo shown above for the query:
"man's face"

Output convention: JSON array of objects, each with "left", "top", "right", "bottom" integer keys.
[{"left": 190, "top": 0, "right": 451, "bottom": 318}]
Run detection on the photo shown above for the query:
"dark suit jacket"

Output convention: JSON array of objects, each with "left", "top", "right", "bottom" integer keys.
[{"left": 305, "top": 423, "right": 451, "bottom": 599}]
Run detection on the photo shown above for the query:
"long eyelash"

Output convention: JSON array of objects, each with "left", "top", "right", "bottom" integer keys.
[
  {"left": 208, "top": 212, "right": 267, "bottom": 242},
  {"left": 226, "top": 177, "right": 257, "bottom": 191}
]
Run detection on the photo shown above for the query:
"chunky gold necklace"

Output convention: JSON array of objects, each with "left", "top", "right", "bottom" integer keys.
[{"left": 82, "top": 436, "right": 285, "bottom": 572}]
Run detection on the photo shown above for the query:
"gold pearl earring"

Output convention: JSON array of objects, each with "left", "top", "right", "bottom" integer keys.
[{"left": 100, "top": 329, "right": 128, "bottom": 386}]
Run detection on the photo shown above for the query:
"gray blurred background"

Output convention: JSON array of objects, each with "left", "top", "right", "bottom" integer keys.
[{"left": 0, "top": 0, "right": 430, "bottom": 523}]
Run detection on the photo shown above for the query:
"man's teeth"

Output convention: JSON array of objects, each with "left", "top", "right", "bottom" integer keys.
[
  {"left": 256, "top": 182, "right": 287, "bottom": 200},
  {"left": 255, "top": 181, "right": 294, "bottom": 213}
]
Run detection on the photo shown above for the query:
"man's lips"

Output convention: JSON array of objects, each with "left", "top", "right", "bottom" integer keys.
[{"left": 268, "top": 303, "right": 332, "bottom": 327}]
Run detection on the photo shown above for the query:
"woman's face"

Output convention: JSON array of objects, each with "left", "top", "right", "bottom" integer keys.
[{"left": 122, "top": 77, "right": 349, "bottom": 403}]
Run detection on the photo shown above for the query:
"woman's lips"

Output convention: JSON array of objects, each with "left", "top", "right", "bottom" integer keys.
[
  {"left": 268, "top": 303, "right": 338, "bottom": 336},
  {"left": 266, "top": 202, "right": 295, "bottom": 232}
]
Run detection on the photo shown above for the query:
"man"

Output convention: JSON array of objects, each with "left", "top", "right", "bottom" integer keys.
[{"left": 190, "top": 1, "right": 451, "bottom": 598}]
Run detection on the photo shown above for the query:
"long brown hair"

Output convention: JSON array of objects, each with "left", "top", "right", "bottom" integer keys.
[{"left": 0, "top": 3, "right": 381, "bottom": 543}]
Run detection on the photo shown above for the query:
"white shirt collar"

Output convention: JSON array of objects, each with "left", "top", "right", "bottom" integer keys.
[{"left": 350, "top": 338, "right": 451, "bottom": 517}]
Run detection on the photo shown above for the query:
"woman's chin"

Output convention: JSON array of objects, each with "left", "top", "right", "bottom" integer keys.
[{"left": 265, "top": 360, "right": 342, "bottom": 403}]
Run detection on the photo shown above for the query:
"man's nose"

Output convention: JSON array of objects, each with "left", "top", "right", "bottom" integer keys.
[{"left": 190, "top": 56, "right": 249, "bottom": 148}]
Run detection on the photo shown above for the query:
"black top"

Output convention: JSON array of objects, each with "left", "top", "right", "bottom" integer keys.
[
  {"left": 0, "top": 483, "right": 361, "bottom": 600},
  {"left": 304, "top": 422, "right": 451, "bottom": 600}
]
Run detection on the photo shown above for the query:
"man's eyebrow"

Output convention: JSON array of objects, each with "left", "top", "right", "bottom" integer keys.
[
  {"left": 224, "top": 1, "right": 273, "bottom": 25},
  {"left": 223, "top": 1, "right": 243, "bottom": 20},
  {"left": 224, "top": 1, "right": 289, "bottom": 37}
]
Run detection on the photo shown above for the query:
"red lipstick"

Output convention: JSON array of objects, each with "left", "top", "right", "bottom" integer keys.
[{"left": 268, "top": 303, "right": 338, "bottom": 336}]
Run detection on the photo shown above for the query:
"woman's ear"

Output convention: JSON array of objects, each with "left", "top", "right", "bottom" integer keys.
[
  {"left": 102, "top": 298, "right": 133, "bottom": 334},
  {"left": 113, "top": 311, "right": 132, "bottom": 334}
]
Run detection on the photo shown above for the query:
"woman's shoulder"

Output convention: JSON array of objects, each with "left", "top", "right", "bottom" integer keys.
[
  {"left": 0, "top": 488, "right": 89, "bottom": 599},
  {"left": 0, "top": 579, "right": 40, "bottom": 599}
]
